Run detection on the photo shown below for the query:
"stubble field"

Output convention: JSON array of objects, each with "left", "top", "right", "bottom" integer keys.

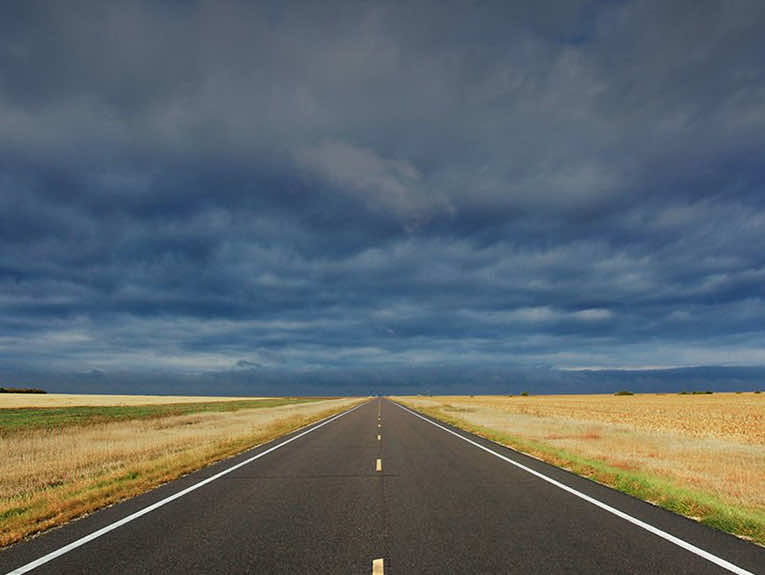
[
  {"left": 0, "top": 393, "right": 264, "bottom": 409},
  {"left": 394, "top": 393, "right": 765, "bottom": 545},
  {"left": 0, "top": 394, "right": 363, "bottom": 547}
]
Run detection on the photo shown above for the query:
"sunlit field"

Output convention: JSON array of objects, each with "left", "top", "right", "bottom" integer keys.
[
  {"left": 394, "top": 393, "right": 765, "bottom": 545},
  {"left": 0, "top": 393, "right": 263, "bottom": 409},
  {"left": 0, "top": 395, "right": 363, "bottom": 547}
]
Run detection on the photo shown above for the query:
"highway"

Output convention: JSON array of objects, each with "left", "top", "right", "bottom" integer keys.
[{"left": 1, "top": 399, "right": 762, "bottom": 574}]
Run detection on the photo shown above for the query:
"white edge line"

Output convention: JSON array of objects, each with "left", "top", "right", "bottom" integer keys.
[
  {"left": 5, "top": 400, "right": 369, "bottom": 575},
  {"left": 393, "top": 402, "right": 755, "bottom": 575}
]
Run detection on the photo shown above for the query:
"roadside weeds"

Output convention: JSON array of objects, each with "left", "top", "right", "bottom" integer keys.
[
  {"left": 398, "top": 401, "right": 765, "bottom": 547},
  {"left": 0, "top": 398, "right": 363, "bottom": 547}
]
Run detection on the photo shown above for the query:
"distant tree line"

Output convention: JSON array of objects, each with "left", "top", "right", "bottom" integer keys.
[{"left": 0, "top": 387, "right": 47, "bottom": 394}]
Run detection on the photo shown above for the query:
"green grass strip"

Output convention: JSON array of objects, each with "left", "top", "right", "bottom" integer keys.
[
  {"left": 406, "top": 403, "right": 765, "bottom": 546},
  {"left": 0, "top": 397, "right": 332, "bottom": 432}
]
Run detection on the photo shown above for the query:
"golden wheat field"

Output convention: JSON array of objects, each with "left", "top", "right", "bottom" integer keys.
[
  {"left": 0, "top": 396, "right": 362, "bottom": 547},
  {"left": 0, "top": 393, "right": 263, "bottom": 408},
  {"left": 394, "top": 393, "right": 765, "bottom": 543},
  {"left": 432, "top": 393, "right": 763, "bottom": 442}
]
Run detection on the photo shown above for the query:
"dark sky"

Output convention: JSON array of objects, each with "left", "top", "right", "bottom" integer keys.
[{"left": 1, "top": 1, "right": 765, "bottom": 393}]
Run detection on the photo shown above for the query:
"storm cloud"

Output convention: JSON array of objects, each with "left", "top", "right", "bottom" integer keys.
[{"left": 1, "top": 1, "right": 764, "bottom": 392}]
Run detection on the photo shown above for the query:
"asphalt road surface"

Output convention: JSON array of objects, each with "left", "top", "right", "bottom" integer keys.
[{"left": 1, "top": 399, "right": 762, "bottom": 574}]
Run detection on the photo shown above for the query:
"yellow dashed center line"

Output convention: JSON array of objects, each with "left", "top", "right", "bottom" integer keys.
[
  {"left": 372, "top": 557, "right": 384, "bottom": 574},
  {"left": 377, "top": 434, "right": 381, "bottom": 441},
  {"left": 376, "top": 458, "right": 382, "bottom": 472}
]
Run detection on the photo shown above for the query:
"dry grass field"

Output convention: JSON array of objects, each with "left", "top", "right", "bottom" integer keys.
[
  {"left": 0, "top": 395, "right": 363, "bottom": 547},
  {"left": 394, "top": 393, "right": 765, "bottom": 545},
  {"left": 0, "top": 393, "right": 264, "bottom": 409}
]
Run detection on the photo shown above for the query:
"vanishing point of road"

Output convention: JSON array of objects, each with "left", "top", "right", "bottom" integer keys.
[{"left": 1, "top": 399, "right": 763, "bottom": 574}]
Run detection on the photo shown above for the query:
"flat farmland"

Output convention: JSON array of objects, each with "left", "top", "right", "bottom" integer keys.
[
  {"left": 0, "top": 394, "right": 363, "bottom": 547},
  {"left": 394, "top": 393, "right": 765, "bottom": 545},
  {"left": 0, "top": 393, "right": 265, "bottom": 409}
]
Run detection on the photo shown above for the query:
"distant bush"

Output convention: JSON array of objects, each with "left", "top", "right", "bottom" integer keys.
[
  {"left": 520, "top": 391, "right": 529, "bottom": 396},
  {"left": 614, "top": 390, "right": 634, "bottom": 396},
  {"left": 755, "top": 390, "right": 761, "bottom": 394},
  {"left": 692, "top": 390, "right": 713, "bottom": 395},
  {"left": 679, "top": 391, "right": 690, "bottom": 395},
  {"left": 0, "top": 387, "right": 46, "bottom": 394}
]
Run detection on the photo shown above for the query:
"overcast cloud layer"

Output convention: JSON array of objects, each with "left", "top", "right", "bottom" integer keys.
[{"left": 2, "top": 1, "right": 765, "bottom": 393}]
